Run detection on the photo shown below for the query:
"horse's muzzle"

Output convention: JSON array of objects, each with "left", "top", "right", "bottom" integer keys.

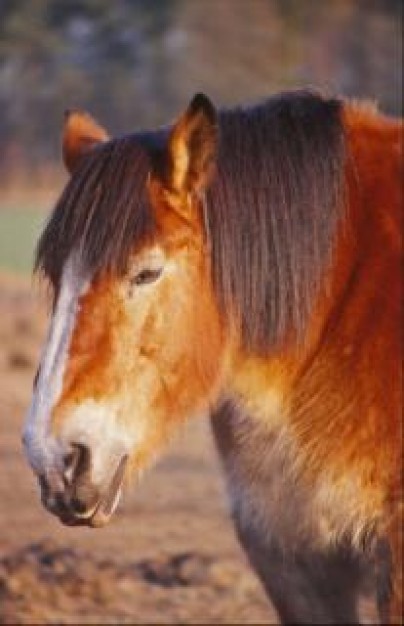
[{"left": 38, "top": 447, "right": 128, "bottom": 527}]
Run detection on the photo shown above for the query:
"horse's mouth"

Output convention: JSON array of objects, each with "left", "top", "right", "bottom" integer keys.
[
  {"left": 58, "top": 454, "right": 128, "bottom": 528},
  {"left": 89, "top": 454, "right": 128, "bottom": 527}
]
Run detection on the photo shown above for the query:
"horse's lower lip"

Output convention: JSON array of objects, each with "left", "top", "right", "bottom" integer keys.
[{"left": 88, "top": 454, "right": 128, "bottom": 527}]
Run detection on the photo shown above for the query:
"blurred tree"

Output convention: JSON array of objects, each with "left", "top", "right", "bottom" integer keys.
[
  {"left": 0, "top": 0, "right": 401, "bottom": 188},
  {"left": 0, "top": 0, "right": 179, "bottom": 175}
]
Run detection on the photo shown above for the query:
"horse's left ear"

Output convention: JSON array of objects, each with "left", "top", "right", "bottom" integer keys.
[
  {"left": 166, "top": 93, "right": 218, "bottom": 196},
  {"left": 62, "top": 109, "right": 109, "bottom": 174}
]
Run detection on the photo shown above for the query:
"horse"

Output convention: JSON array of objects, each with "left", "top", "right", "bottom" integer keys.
[{"left": 22, "top": 90, "right": 402, "bottom": 624}]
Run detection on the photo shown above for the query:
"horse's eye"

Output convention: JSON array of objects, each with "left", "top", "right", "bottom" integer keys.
[{"left": 131, "top": 267, "right": 163, "bottom": 287}]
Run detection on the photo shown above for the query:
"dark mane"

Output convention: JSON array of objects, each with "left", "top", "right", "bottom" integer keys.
[
  {"left": 36, "top": 90, "right": 345, "bottom": 352},
  {"left": 35, "top": 134, "right": 157, "bottom": 287},
  {"left": 208, "top": 90, "right": 345, "bottom": 351}
]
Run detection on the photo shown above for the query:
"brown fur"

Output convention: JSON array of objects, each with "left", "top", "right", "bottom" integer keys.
[
  {"left": 214, "top": 103, "right": 402, "bottom": 623},
  {"left": 33, "top": 93, "right": 402, "bottom": 623}
]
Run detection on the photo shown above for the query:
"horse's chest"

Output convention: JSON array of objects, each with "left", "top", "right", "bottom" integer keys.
[
  {"left": 211, "top": 399, "right": 343, "bottom": 550},
  {"left": 211, "top": 400, "right": 384, "bottom": 624}
]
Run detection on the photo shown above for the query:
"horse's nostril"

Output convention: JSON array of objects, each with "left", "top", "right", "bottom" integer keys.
[
  {"left": 33, "top": 366, "right": 40, "bottom": 390},
  {"left": 70, "top": 496, "right": 89, "bottom": 515},
  {"left": 63, "top": 443, "right": 91, "bottom": 485},
  {"left": 38, "top": 474, "right": 50, "bottom": 500}
]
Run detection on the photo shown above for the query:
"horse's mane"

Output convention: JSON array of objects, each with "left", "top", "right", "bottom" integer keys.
[
  {"left": 35, "top": 135, "right": 156, "bottom": 287},
  {"left": 209, "top": 91, "right": 346, "bottom": 351},
  {"left": 36, "top": 90, "right": 345, "bottom": 351}
]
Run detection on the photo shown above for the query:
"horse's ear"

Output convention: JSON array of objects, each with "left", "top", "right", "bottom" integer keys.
[
  {"left": 62, "top": 109, "right": 109, "bottom": 174},
  {"left": 166, "top": 93, "right": 218, "bottom": 196}
]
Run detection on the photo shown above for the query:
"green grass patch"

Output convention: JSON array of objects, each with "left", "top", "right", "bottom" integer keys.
[{"left": 0, "top": 210, "right": 46, "bottom": 275}]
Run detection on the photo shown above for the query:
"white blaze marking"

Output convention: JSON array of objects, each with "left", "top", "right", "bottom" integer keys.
[{"left": 23, "top": 257, "right": 88, "bottom": 474}]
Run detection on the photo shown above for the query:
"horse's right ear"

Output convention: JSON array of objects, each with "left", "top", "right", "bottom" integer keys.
[
  {"left": 165, "top": 93, "right": 218, "bottom": 196},
  {"left": 62, "top": 110, "right": 109, "bottom": 174}
]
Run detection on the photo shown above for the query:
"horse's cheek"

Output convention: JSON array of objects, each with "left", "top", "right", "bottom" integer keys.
[{"left": 51, "top": 283, "right": 120, "bottom": 430}]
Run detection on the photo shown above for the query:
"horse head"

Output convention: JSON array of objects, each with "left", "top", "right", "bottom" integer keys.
[{"left": 23, "top": 94, "right": 228, "bottom": 527}]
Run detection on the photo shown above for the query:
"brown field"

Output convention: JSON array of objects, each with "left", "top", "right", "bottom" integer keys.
[{"left": 0, "top": 273, "right": 276, "bottom": 624}]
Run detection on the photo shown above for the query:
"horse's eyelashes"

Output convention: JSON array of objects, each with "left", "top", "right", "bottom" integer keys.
[{"left": 131, "top": 267, "right": 163, "bottom": 287}]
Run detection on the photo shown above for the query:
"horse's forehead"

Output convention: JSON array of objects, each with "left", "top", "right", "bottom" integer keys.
[
  {"left": 51, "top": 255, "right": 100, "bottom": 333},
  {"left": 59, "top": 254, "right": 90, "bottom": 302}
]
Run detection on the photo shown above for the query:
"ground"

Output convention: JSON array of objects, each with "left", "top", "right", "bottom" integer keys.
[{"left": 0, "top": 273, "right": 276, "bottom": 624}]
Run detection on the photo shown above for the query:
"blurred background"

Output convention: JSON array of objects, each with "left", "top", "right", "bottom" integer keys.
[
  {"left": 0, "top": 0, "right": 402, "bottom": 220},
  {"left": 0, "top": 1, "right": 402, "bottom": 623}
]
